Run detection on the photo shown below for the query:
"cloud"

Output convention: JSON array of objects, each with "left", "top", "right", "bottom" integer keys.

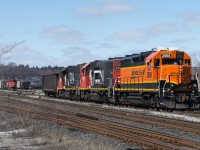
[
  {"left": 1, "top": 42, "right": 104, "bottom": 67},
  {"left": 170, "top": 38, "right": 195, "bottom": 44},
  {"left": 96, "top": 43, "right": 118, "bottom": 49},
  {"left": 75, "top": 3, "right": 137, "bottom": 16},
  {"left": 24, "top": 31, "right": 32, "bottom": 35},
  {"left": 58, "top": 47, "right": 104, "bottom": 66},
  {"left": 105, "top": 30, "right": 147, "bottom": 42},
  {"left": 178, "top": 12, "right": 200, "bottom": 26},
  {"left": 40, "top": 26, "right": 87, "bottom": 45},
  {"left": 147, "top": 24, "right": 179, "bottom": 36},
  {"left": 184, "top": 15, "right": 200, "bottom": 26},
  {"left": 105, "top": 23, "right": 179, "bottom": 43},
  {"left": 8, "top": 45, "right": 54, "bottom": 67}
]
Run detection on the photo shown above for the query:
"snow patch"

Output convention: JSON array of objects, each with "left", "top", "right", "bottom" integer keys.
[
  {"left": 102, "top": 105, "right": 200, "bottom": 123},
  {"left": 0, "top": 129, "right": 27, "bottom": 137}
]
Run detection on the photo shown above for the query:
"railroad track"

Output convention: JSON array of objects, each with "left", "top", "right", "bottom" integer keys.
[
  {"left": 171, "top": 110, "right": 200, "bottom": 118},
  {"left": 0, "top": 94, "right": 200, "bottom": 149},
  {"left": 5, "top": 91, "right": 199, "bottom": 135}
]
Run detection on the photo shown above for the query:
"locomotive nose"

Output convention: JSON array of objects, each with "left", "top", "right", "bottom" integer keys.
[{"left": 167, "top": 65, "right": 191, "bottom": 88}]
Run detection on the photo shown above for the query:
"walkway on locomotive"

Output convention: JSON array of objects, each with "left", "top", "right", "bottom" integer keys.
[{"left": 56, "top": 48, "right": 196, "bottom": 95}]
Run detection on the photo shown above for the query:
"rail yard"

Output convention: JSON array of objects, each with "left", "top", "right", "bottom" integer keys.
[
  {"left": 2, "top": 0, "right": 200, "bottom": 149},
  {"left": 0, "top": 89, "right": 199, "bottom": 149}
]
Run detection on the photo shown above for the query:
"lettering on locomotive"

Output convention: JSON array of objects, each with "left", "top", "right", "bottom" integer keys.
[
  {"left": 170, "top": 72, "right": 190, "bottom": 76},
  {"left": 132, "top": 70, "right": 145, "bottom": 77}
]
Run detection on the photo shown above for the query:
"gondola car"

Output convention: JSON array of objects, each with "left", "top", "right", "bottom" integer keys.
[{"left": 42, "top": 74, "right": 59, "bottom": 96}]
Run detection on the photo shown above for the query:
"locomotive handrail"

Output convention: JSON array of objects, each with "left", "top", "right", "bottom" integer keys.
[
  {"left": 112, "top": 77, "right": 120, "bottom": 100},
  {"left": 195, "top": 72, "right": 200, "bottom": 92}
]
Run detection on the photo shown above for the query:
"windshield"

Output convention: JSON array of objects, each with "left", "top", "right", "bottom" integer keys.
[
  {"left": 95, "top": 73, "right": 101, "bottom": 79},
  {"left": 162, "top": 59, "right": 183, "bottom": 65}
]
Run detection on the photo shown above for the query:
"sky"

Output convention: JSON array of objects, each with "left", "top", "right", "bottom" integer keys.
[{"left": 0, "top": 0, "right": 200, "bottom": 67}]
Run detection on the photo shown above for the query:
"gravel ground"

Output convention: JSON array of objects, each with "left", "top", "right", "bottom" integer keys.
[
  {"left": 13, "top": 90, "right": 200, "bottom": 143},
  {"left": 0, "top": 111, "right": 139, "bottom": 150},
  {"left": 61, "top": 105, "right": 200, "bottom": 142},
  {"left": 1, "top": 90, "right": 200, "bottom": 149}
]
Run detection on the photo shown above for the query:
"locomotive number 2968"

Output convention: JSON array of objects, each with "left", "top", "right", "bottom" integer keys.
[{"left": 161, "top": 54, "right": 171, "bottom": 58}]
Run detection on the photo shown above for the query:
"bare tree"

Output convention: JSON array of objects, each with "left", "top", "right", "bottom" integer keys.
[
  {"left": 0, "top": 41, "right": 25, "bottom": 80},
  {"left": 192, "top": 55, "right": 200, "bottom": 91},
  {"left": 193, "top": 56, "right": 200, "bottom": 68},
  {"left": 0, "top": 40, "right": 25, "bottom": 64}
]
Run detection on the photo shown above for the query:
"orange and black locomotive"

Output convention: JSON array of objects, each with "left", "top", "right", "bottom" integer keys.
[{"left": 42, "top": 48, "right": 200, "bottom": 110}]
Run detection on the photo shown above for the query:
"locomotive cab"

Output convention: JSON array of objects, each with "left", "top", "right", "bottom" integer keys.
[
  {"left": 57, "top": 65, "right": 80, "bottom": 99},
  {"left": 148, "top": 48, "right": 200, "bottom": 109}
]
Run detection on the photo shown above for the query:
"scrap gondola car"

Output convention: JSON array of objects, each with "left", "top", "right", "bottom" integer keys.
[
  {"left": 42, "top": 48, "right": 200, "bottom": 109},
  {"left": 42, "top": 74, "right": 59, "bottom": 96}
]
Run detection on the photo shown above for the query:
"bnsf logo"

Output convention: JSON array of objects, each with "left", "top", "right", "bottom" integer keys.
[{"left": 132, "top": 70, "right": 145, "bottom": 76}]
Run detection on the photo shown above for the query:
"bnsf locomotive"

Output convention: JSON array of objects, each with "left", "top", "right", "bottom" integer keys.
[{"left": 42, "top": 48, "right": 200, "bottom": 109}]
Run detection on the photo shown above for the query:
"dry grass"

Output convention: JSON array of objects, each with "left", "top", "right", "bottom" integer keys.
[
  {"left": 43, "top": 141, "right": 115, "bottom": 150},
  {"left": 0, "top": 102, "right": 121, "bottom": 150},
  {"left": 0, "top": 111, "right": 113, "bottom": 150}
]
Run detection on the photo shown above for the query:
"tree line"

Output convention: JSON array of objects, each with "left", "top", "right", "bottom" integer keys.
[{"left": 0, "top": 62, "right": 64, "bottom": 80}]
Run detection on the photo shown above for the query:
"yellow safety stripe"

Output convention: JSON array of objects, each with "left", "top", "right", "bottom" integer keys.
[
  {"left": 120, "top": 65, "right": 146, "bottom": 70},
  {"left": 115, "top": 88, "right": 159, "bottom": 91}
]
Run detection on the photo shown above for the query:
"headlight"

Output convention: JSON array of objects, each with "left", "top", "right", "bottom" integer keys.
[
  {"left": 193, "top": 84, "right": 197, "bottom": 88},
  {"left": 170, "top": 84, "right": 174, "bottom": 88}
]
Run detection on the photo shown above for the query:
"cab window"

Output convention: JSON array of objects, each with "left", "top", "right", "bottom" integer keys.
[
  {"left": 154, "top": 59, "right": 160, "bottom": 67},
  {"left": 147, "top": 60, "right": 152, "bottom": 70},
  {"left": 185, "top": 59, "right": 190, "bottom": 65},
  {"left": 162, "top": 59, "right": 183, "bottom": 65}
]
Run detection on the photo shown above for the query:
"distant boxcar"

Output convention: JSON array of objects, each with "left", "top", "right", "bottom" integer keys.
[
  {"left": 0, "top": 80, "right": 8, "bottom": 90},
  {"left": 30, "top": 81, "right": 42, "bottom": 89},
  {"left": 42, "top": 74, "right": 59, "bottom": 96},
  {"left": 17, "top": 81, "right": 30, "bottom": 89}
]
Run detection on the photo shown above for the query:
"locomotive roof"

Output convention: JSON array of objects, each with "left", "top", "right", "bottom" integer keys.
[
  {"left": 108, "top": 57, "right": 122, "bottom": 60},
  {"left": 82, "top": 63, "right": 90, "bottom": 70},
  {"left": 146, "top": 49, "right": 190, "bottom": 62},
  {"left": 61, "top": 65, "right": 80, "bottom": 73},
  {"left": 121, "top": 50, "right": 155, "bottom": 61},
  {"left": 146, "top": 51, "right": 159, "bottom": 62}
]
